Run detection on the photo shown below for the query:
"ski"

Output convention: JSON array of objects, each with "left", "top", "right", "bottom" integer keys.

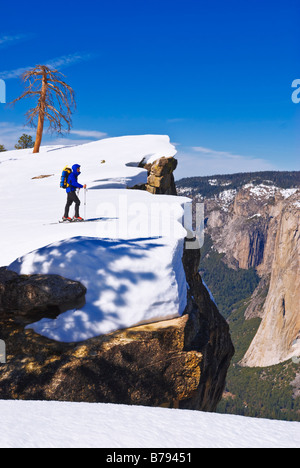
[{"left": 44, "top": 218, "right": 103, "bottom": 226}]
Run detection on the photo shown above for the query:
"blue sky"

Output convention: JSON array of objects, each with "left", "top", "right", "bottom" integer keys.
[{"left": 0, "top": 0, "right": 299, "bottom": 179}]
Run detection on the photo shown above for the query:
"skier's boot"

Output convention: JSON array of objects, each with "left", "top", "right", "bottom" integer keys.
[
  {"left": 73, "top": 216, "right": 84, "bottom": 222},
  {"left": 62, "top": 216, "right": 72, "bottom": 222}
]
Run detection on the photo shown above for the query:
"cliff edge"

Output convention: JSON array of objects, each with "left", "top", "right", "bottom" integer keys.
[{"left": 0, "top": 149, "right": 234, "bottom": 411}]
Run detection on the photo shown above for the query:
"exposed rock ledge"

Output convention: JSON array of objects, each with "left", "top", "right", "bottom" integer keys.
[
  {"left": 0, "top": 243, "right": 234, "bottom": 411},
  {"left": 0, "top": 268, "right": 86, "bottom": 321},
  {"left": 130, "top": 156, "right": 178, "bottom": 195}
]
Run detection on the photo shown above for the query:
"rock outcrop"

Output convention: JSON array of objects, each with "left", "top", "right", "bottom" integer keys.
[
  {"left": 140, "top": 156, "right": 178, "bottom": 195},
  {"left": 0, "top": 267, "right": 86, "bottom": 321},
  {"left": 0, "top": 244, "right": 234, "bottom": 411}
]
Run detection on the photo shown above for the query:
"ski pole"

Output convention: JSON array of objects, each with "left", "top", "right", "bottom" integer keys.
[
  {"left": 84, "top": 188, "right": 86, "bottom": 219},
  {"left": 74, "top": 188, "right": 81, "bottom": 218}
]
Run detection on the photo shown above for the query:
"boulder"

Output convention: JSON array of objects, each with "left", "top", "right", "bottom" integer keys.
[
  {"left": 139, "top": 156, "right": 178, "bottom": 195},
  {"left": 0, "top": 267, "right": 86, "bottom": 322}
]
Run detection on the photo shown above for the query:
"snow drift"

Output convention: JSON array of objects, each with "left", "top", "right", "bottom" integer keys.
[{"left": 0, "top": 400, "right": 299, "bottom": 448}]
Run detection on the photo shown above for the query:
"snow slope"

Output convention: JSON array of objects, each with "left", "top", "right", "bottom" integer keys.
[
  {"left": 1, "top": 135, "right": 191, "bottom": 341},
  {"left": 0, "top": 400, "right": 299, "bottom": 448}
]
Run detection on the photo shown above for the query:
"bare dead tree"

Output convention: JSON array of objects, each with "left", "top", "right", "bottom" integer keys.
[{"left": 11, "top": 65, "right": 76, "bottom": 153}]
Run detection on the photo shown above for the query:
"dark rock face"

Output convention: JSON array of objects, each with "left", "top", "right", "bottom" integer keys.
[
  {"left": 141, "top": 157, "right": 178, "bottom": 195},
  {"left": 0, "top": 244, "right": 234, "bottom": 412},
  {"left": 247, "top": 225, "right": 267, "bottom": 269},
  {"left": 0, "top": 267, "right": 86, "bottom": 321},
  {"left": 181, "top": 244, "right": 235, "bottom": 410}
]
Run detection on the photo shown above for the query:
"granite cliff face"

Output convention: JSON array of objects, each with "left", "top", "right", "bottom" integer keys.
[
  {"left": 202, "top": 183, "right": 300, "bottom": 367},
  {"left": 205, "top": 185, "right": 296, "bottom": 272},
  {"left": 241, "top": 201, "right": 300, "bottom": 366}
]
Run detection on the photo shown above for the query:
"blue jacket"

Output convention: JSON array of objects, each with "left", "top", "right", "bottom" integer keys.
[{"left": 66, "top": 164, "right": 83, "bottom": 193}]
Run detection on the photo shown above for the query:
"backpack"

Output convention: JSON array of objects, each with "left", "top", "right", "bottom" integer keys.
[{"left": 60, "top": 166, "right": 72, "bottom": 189}]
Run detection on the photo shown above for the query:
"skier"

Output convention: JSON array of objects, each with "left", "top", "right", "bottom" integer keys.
[{"left": 62, "top": 164, "right": 87, "bottom": 222}]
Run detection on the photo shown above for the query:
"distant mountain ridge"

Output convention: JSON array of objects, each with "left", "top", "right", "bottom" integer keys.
[{"left": 176, "top": 171, "right": 300, "bottom": 198}]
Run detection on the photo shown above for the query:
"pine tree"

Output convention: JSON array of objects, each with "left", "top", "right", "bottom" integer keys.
[
  {"left": 10, "top": 65, "right": 76, "bottom": 153},
  {"left": 0, "top": 144, "right": 7, "bottom": 152},
  {"left": 15, "top": 134, "right": 35, "bottom": 149}
]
